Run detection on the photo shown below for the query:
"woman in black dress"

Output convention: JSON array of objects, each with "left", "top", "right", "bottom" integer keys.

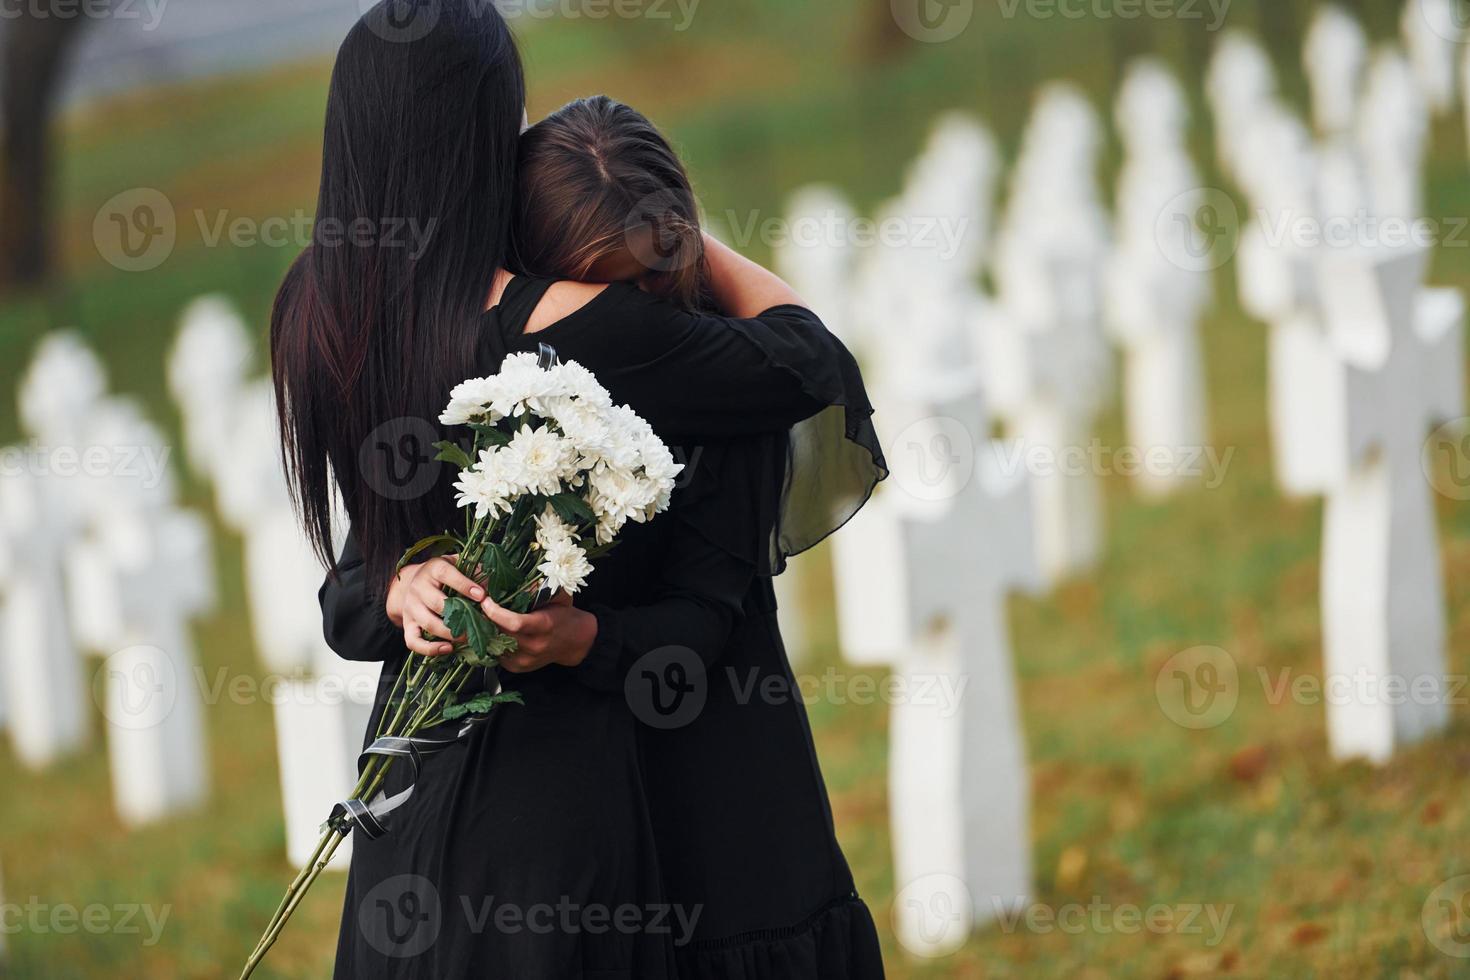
[{"left": 276, "top": 4, "right": 886, "bottom": 977}]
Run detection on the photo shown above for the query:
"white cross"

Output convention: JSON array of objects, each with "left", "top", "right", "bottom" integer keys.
[
  {"left": 167, "top": 294, "right": 254, "bottom": 484},
  {"left": 0, "top": 468, "right": 90, "bottom": 770},
  {"left": 78, "top": 400, "right": 214, "bottom": 827},
  {"left": 889, "top": 380, "right": 1038, "bottom": 954},
  {"left": 985, "top": 89, "right": 1112, "bottom": 585},
  {"left": 1401, "top": 0, "right": 1460, "bottom": 115},
  {"left": 1303, "top": 5, "right": 1367, "bottom": 136},
  {"left": 1314, "top": 242, "right": 1464, "bottom": 762},
  {"left": 1108, "top": 60, "right": 1213, "bottom": 499}
]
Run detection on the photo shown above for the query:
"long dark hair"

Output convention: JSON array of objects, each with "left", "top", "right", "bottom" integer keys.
[
  {"left": 513, "top": 95, "right": 712, "bottom": 311},
  {"left": 272, "top": 0, "right": 525, "bottom": 591}
]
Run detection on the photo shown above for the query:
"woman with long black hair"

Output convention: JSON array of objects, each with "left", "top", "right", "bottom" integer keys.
[{"left": 274, "top": 3, "right": 886, "bottom": 976}]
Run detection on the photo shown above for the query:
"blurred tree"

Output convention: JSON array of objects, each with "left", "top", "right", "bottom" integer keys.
[{"left": 0, "top": 11, "right": 91, "bottom": 289}]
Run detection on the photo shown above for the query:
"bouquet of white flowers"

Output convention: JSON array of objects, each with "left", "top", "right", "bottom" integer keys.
[{"left": 241, "top": 347, "right": 682, "bottom": 978}]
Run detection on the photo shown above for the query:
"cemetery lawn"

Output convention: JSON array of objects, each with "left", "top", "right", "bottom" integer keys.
[{"left": 3, "top": 2, "right": 1470, "bottom": 976}]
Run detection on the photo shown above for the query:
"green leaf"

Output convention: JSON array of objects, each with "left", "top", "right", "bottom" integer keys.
[
  {"left": 482, "top": 542, "right": 523, "bottom": 599},
  {"left": 396, "top": 534, "right": 462, "bottom": 575},
  {"left": 441, "top": 690, "right": 525, "bottom": 722},
  {"left": 470, "top": 423, "right": 511, "bottom": 447},
  {"left": 442, "top": 596, "right": 492, "bottom": 660},
  {"left": 548, "top": 492, "right": 596, "bottom": 526},
  {"left": 432, "top": 440, "right": 473, "bottom": 470}
]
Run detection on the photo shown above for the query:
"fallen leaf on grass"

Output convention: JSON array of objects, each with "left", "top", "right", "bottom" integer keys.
[
  {"left": 1229, "top": 745, "right": 1271, "bottom": 784},
  {"left": 1290, "top": 922, "right": 1328, "bottom": 946}
]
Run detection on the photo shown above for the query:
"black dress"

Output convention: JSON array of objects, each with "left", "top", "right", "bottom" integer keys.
[{"left": 323, "top": 277, "right": 888, "bottom": 978}]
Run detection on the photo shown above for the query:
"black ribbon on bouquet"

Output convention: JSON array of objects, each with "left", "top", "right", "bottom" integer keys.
[
  {"left": 330, "top": 712, "right": 493, "bottom": 841},
  {"left": 333, "top": 343, "right": 561, "bottom": 842}
]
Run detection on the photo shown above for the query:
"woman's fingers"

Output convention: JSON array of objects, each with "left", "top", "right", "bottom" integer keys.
[
  {"left": 408, "top": 602, "right": 456, "bottom": 642},
  {"left": 500, "top": 652, "right": 536, "bottom": 673},
  {"left": 480, "top": 597, "right": 555, "bottom": 637},
  {"left": 480, "top": 596, "right": 527, "bottom": 634},
  {"left": 403, "top": 623, "right": 454, "bottom": 657},
  {"left": 424, "top": 558, "right": 486, "bottom": 602}
]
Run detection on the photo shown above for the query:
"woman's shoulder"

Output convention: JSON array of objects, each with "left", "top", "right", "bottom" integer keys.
[{"left": 522, "top": 280, "right": 617, "bottom": 334}]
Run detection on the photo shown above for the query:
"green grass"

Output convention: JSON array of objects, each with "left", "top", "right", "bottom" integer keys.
[{"left": 3, "top": 1, "right": 1470, "bottom": 976}]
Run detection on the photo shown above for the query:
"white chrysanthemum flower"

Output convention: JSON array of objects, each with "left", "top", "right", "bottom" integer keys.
[
  {"left": 549, "top": 398, "right": 615, "bottom": 469},
  {"left": 588, "top": 464, "right": 658, "bottom": 532},
  {"left": 599, "top": 404, "right": 649, "bottom": 472},
  {"left": 538, "top": 538, "right": 593, "bottom": 595},
  {"left": 494, "top": 354, "right": 568, "bottom": 418},
  {"left": 534, "top": 506, "right": 578, "bottom": 549},
  {"left": 441, "top": 376, "right": 505, "bottom": 425},
  {"left": 454, "top": 461, "right": 515, "bottom": 519},
  {"left": 503, "top": 425, "right": 577, "bottom": 497},
  {"left": 557, "top": 360, "right": 613, "bottom": 407}
]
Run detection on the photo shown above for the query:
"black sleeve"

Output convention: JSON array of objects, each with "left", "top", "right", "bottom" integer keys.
[
  {"left": 571, "top": 510, "right": 756, "bottom": 695},
  {"left": 319, "top": 530, "right": 406, "bottom": 664},
  {"left": 572, "top": 288, "right": 889, "bottom": 574},
  {"left": 581, "top": 285, "right": 864, "bottom": 438}
]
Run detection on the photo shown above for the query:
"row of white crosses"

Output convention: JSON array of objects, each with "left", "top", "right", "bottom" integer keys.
[
  {"left": 1106, "top": 59, "right": 1213, "bottom": 500},
  {"left": 777, "top": 109, "right": 1047, "bottom": 954},
  {"left": 3, "top": 333, "right": 212, "bottom": 826},
  {"left": 168, "top": 296, "right": 375, "bottom": 869},
  {"left": 1213, "top": 22, "right": 1466, "bottom": 763},
  {"left": 982, "top": 84, "right": 1114, "bottom": 587}
]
